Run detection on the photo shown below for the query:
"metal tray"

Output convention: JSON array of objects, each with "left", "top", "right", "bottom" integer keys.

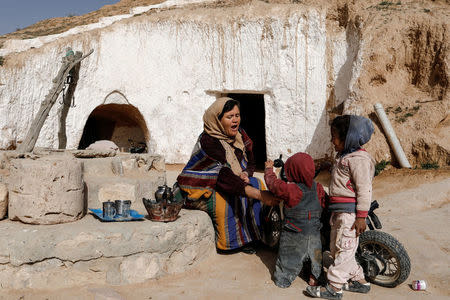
[{"left": 89, "top": 208, "right": 145, "bottom": 222}]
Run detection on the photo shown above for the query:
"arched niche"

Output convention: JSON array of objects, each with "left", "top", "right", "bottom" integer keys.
[{"left": 78, "top": 103, "right": 149, "bottom": 152}]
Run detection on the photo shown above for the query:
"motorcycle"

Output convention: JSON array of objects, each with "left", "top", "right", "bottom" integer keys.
[{"left": 260, "top": 155, "right": 411, "bottom": 288}]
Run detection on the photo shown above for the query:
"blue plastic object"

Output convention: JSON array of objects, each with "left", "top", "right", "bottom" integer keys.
[{"left": 89, "top": 208, "right": 145, "bottom": 222}]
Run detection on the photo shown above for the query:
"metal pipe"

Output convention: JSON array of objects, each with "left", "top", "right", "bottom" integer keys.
[{"left": 374, "top": 103, "right": 411, "bottom": 168}]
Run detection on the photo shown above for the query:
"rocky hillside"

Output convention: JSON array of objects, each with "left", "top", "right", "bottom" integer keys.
[
  {"left": 333, "top": 0, "right": 450, "bottom": 167},
  {"left": 1, "top": 0, "right": 449, "bottom": 167}
]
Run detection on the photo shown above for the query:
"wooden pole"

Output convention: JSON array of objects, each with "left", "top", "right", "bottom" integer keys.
[
  {"left": 18, "top": 49, "right": 93, "bottom": 153},
  {"left": 58, "top": 63, "right": 80, "bottom": 149}
]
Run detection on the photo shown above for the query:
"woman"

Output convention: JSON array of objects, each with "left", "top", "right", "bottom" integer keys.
[{"left": 177, "top": 97, "right": 278, "bottom": 252}]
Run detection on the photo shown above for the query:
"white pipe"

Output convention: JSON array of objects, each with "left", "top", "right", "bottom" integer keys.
[{"left": 374, "top": 103, "right": 411, "bottom": 168}]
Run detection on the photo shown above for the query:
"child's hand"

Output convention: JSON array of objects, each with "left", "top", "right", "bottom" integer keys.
[
  {"left": 240, "top": 171, "right": 250, "bottom": 184},
  {"left": 352, "top": 217, "right": 367, "bottom": 236},
  {"left": 265, "top": 160, "right": 274, "bottom": 169}
]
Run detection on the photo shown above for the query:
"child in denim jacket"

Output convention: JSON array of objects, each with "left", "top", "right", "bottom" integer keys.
[{"left": 265, "top": 152, "right": 327, "bottom": 288}]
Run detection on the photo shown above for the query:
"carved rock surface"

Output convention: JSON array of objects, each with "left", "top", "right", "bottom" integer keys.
[
  {"left": 8, "top": 156, "right": 84, "bottom": 224},
  {"left": 81, "top": 154, "right": 166, "bottom": 214},
  {"left": 0, "top": 210, "right": 215, "bottom": 289},
  {"left": 0, "top": 183, "right": 7, "bottom": 219}
]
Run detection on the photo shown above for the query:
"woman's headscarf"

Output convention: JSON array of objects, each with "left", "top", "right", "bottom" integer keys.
[
  {"left": 203, "top": 97, "right": 245, "bottom": 152},
  {"left": 284, "top": 152, "right": 315, "bottom": 188},
  {"left": 203, "top": 97, "right": 246, "bottom": 175},
  {"left": 343, "top": 115, "right": 374, "bottom": 156}
]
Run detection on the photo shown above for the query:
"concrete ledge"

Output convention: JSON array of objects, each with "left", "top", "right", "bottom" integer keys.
[{"left": 0, "top": 209, "right": 215, "bottom": 289}]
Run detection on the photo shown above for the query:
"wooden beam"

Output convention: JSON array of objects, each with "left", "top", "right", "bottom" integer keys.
[{"left": 18, "top": 49, "right": 94, "bottom": 153}]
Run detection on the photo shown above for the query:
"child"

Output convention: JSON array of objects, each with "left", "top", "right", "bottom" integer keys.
[
  {"left": 264, "top": 152, "right": 327, "bottom": 288},
  {"left": 306, "top": 115, "right": 375, "bottom": 299}
]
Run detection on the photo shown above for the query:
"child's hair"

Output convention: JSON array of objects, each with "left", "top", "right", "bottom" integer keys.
[{"left": 331, "top": 115, "right": 351, "bottom": 142}]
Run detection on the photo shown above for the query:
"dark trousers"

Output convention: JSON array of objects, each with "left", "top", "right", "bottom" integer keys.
[{"left": 274, "top": 229, "right": 322, "bottom": 288}]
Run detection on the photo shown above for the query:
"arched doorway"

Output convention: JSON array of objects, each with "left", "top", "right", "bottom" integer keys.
[{"left": 78, "top": 104, "right": 149, "bottom": 152}]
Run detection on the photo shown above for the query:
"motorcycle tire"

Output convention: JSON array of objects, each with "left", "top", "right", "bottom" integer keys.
[
  {"left": 260, "top": 205, "right": 282, "bottom": 248},
  {"left": 358, "top": 230, "right": 411, "bottom": 287}
]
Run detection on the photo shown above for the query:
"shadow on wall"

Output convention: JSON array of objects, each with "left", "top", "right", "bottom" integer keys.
[
  {"left": 78, "top": 103, "right": 149, "bottom": 152},
  {"left": 304, "top": 21, "right": 363, "bottom": 160},
  {"left": 331, "top": 20, "right": 363, "bottom": 114},
  {"left": 305, "top": 103, "right": 333, "bottom": 161}
]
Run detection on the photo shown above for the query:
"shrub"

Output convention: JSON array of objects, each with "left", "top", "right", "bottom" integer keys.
[
  {"left": 375, "top": 160, "right": 390, "bottom": 176},
  {"left": 421, "top": 162, "right": 439, "bottom": 170}
]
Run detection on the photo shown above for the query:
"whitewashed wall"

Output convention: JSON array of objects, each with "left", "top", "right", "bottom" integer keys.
[{"left": 0, "top": 4, "right": 357, "bottom": 163}]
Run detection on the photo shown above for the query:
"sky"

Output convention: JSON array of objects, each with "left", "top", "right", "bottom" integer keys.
[{"left": 0, "top": 0, "right": 120, "bottom": 35}]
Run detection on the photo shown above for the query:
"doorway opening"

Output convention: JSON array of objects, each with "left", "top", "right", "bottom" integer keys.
[
  {"left": 226, "top": 93, "right": 267, "bottom": 171},
  {"left": 78, "top": 104, "right": 149, "bottom": 152}
]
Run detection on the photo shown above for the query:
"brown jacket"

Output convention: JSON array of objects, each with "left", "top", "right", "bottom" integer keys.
[{"left": 328, "top": 149, "right": 375, "bottom": 217}]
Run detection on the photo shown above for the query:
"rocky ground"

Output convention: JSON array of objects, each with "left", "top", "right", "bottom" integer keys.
[{"left": 1, "top": 165, "right": 449, "bottom": 300}]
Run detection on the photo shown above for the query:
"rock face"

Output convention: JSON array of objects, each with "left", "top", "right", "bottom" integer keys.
[
  {"left": 0, "top": 183, "right": 7, "bottom": 219},
  {"left": 0, "top": 210, "right": 215, "bottom": 289},
  {"left": 0, "top": 2, "right": 343, "bottom": 163},
  {"left": 81, "top": 153, "right": 166, "bottom": 214},
  {"left": 86, "top": 140, "right": 119, "bottom": 151},
  {"left": 8, "top": 156, "right": 84, "bottom": 224}
]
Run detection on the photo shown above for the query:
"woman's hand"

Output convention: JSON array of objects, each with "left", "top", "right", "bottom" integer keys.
[
  {"left": 260, "top": 190, "right": 282, "bottom": 206},
  {"left": 265, "top": 160, "right": 274, "bottom": 169},
  {"left": 351, "top": 217, "right": 367, "bottom": 236},
  {"left": 244, "top": 186, "right": 281, "bottom": 206},
  {"left": 240, "top": 171, "right": 250, "bottom": 184}
]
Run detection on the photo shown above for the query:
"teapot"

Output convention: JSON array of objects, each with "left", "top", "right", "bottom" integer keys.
[{"left": 155, "top": 185, "right": 174, "bottom": 203}]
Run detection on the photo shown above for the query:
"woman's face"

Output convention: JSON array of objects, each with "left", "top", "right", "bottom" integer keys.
[
  {"left": 331, "top": 128, "right": 345, "bottom": 153},
  {"left": 220, "top": 105, "right": 241, "bottom": 137}
]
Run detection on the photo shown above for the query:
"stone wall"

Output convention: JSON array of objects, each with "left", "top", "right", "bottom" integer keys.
[{"left": 8, "top": 156, "right": 85, "bottom": 224}]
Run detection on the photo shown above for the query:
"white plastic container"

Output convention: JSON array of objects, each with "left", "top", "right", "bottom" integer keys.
[{"left": 412, "top": 280, "right": 427, "bottom": 291}]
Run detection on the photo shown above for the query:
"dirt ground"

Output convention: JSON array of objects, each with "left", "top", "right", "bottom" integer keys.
[{"left": 2, "top": 166, "right": 449, "bottom": 300}]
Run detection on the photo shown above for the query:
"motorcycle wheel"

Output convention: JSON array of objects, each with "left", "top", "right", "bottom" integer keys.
[
  {"left": 358, "top": 230, "right": 411, "bottom": 287},
  {"left": 260, "top": 205, "right": 282, "bottom": 248}
]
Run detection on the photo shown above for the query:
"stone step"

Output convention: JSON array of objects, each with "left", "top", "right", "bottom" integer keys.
[{"left": 0, "top": 210, "right": 215, "bottom": 289}]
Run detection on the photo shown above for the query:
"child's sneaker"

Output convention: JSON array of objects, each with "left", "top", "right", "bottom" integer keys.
[
  {"left": 305, "top": 283, "right": 343, "bottom": 299},
  {"left": 343, "top": 280, "right": 371, "bottom": 293}
]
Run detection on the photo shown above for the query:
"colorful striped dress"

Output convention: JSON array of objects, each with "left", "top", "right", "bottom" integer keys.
[{"left": 177, "top": 130, "right": 265, "bottom": 250}]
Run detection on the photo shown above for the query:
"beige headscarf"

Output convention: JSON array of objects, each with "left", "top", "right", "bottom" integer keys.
[{"left": 203, "top": 97, "right": 246, "bottom": 175}]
